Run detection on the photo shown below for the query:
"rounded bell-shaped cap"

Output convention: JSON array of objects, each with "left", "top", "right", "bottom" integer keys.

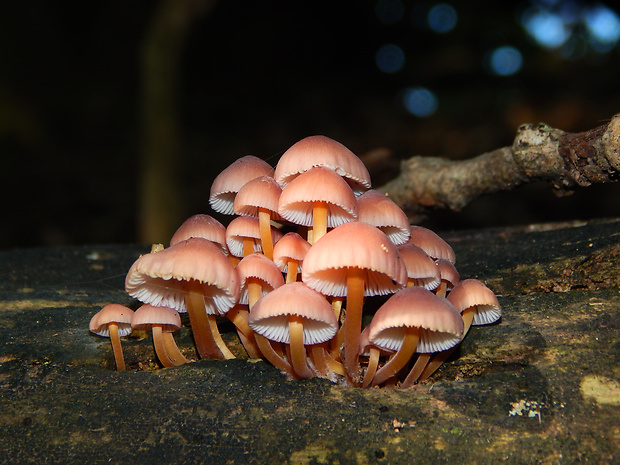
[
  {"left": 368, "top": 287, "right": 464, "bottom": 354},
  {"left": 248, "top": 282, "right": 337, "bottom": 345}
]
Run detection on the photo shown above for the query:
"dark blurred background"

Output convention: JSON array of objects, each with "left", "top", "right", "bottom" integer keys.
[{"left": 2, "top": 0, "right": 619, "bottom": 249}]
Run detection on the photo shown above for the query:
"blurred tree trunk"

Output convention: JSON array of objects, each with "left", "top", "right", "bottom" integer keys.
[{"left": 139, "top": 0, "right": 216, "bottom": 243}]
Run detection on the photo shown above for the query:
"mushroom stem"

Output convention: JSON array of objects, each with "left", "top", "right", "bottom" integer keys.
[
  {"left": 162, "top": 331, "right": 190, "bottom": 365},
  {"left": 108, "top": 322, "right": 126, "bottom": 371},
  {"left": 285, "top": 258, "right": 299, "bottom": 284},
  {"left": 343, "top": 267, "right": 365, "bottom": 380},
  {"left": 371, "top": 327, "right": 419, "bottom": 387},
  {"left": 311, "top": 201, "right": 328, "bottom": 244},
  {"left": 254, "top": 333, "right": 297, "bottom": 379},
  {"left": 361, "top": 347, "right": 381, "bottom": 388},
  {"left": 247, "top": 279, "right": 263, "bottom": 310},
  {"left": 258, "top": 207, "right": 274, "bottom": 260},
  {"left": 243, "top": 236, "right": 255, "bottom": 257},
  {"left": 237, "top": 330, "right": 262, "bottom": 359},
  {"left": 418, "top": 307, "right": 476, "bottom": 382},
  {"left": 227, "top": 304, "right": 261, "bottom": 358},
  {"left": 436, "top": 281, "right": 448, "bottom": 297},
  {"left": 329, "top": 297, "right": 344, "bottom": 360},
  {"left": 184, "top": 282, "right": 226, "bottom": 359},
  {"left": 400, "top": 353, "right": 431, "bottom": 388},
  {"left": 207, "top": 315, "right": 236, "bottom": 359},
  {"left": 309, "top": 343, "right": 333, "bottom": 379},
  {"left": 152, "top": 325, "right": 175, "bottom": 368},
  {"left": 288, "top": 315, "right": 314, "bottom": 379},
  {"left": 325, "top": 350, "right": 347, "bottom": 377}
]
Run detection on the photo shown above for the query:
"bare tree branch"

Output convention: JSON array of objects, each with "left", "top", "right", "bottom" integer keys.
[{"left": 379, "top": 113, "right": 620, "bottom": 215}]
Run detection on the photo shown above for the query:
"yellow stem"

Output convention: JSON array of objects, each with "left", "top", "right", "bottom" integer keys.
[
  {"left": 243, "top": 236, "right": 254, "bottom": 257},
  {"left": 108, "top": 323, "right": 125, "bottom": 371},
  {"left": 309, "top": 344, "right": 331, "bottom": 379},
  {"left": 343, "top": 268, "right": 365, "bottom": 381},
  {"left": 372, "top": 328, "right": 419, "bottom": 387},
  {"left": 400, "top": 353, "right": 431, "bottom": 388},
  {"left": 247, "top": 280, "right": 263, "bottom": 310},
  {"left": 162, "top": 331, "right": 189, "bottom": 365},
  {"left": 226, "top": 303, "right": 260, "bottom": 358},
  {"left": 207, "top": 314, "right": 235, "bottom": 359},
  {"left": 311, "top": 201, "right": 328, "bottom": 244},
  {"left": 254, "top": 333, "right": 296, "bottom": 379},
  {"left": 418, "top": 306, "right": 475, "bottom": 382},
  {"left": 184, "top": 281, "right": 225, "bottom": 359},
  {"left": 361, "top": 347, "right": 381, "bottom": 388},
  {"left": 152, "top": 325, "right": 174, "bottom": 367},
  {"left": 258, "top": 208, "right": 273, "bottom": 260},
  {"left": 289, "top": 315, "right": 313, "bottom": 379},
  {"left": 285, "top": 259, "right": 299, "bottom": 284}
]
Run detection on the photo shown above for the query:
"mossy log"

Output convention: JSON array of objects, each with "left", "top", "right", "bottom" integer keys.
[{"left": 1, "top": 219, "right": 619, "bottom": 464}]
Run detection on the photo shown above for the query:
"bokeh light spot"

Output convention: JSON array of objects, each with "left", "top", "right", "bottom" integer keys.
[
  {"left": 376, "top": 44, "right": 405, "bottom": 73},
  {"left": 427, "top": 4, "right": 458, "bottom": 33},
  {"left": 585, "top": 4, "right": 620, "bottom": 45},
  {"left": 402, "top": 87, "right": 438, "bottom": 117},
  {"left": 522, "top": 9, "right": 570, "bottom": 48},
  {"left": 487, "top": 46, "right": 523, "bottom": 76}
]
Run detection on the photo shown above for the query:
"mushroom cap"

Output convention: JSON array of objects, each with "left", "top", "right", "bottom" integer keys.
[
  {"left": 248, "top": 282, "right": 337, "bottom": 345},
  {"left": 131, "top": 304, "right": 182, "bottom": 332},
  {"left": 358, "top": 325, "right": 394, "bottom": 357},
  {"left": 169, "top": 214, "right": 227, "bottom": 253},
  {"left": 125, "top": 237, "right": 240, "bottom": 316},
  {"left": 225, "top": 216, "right": 284, "bottom": 258},
  {"left": 274, "top": 135, "right": 371, "bottom": 195},
  {"left": 277, "top": 166, "right": 358, "bottom": 228},
  {"left": 236, "top": 253, "right": 285, "bottom": 305},
  {"left": 89, "top": 304, "right": 134, "bottom": 337},
  {"left": 447, "top": 279, "right": 501, "bottom": 325},
  {"left": 233, "top": 175, "right": 282, "bottom": 219},
  {"left": 357, "top": 190, "right": 411, "bottom": 245},
  {"left": 272, "top": 232, "right": 311, "bottom": 274},
  {"left": 209, "top": 155, "right": 274, "bottom": 215},
  {"left": 368, "top": 287, "right": 464, "bottom": 353},
  {"left": 406, "top": 225, "right": 456, "bottom": 264},
  {"left": 436, "top": 258, "right": 460, "bottom": 290},
  {"left": 397, "top": 244, "right": 441, "bottom": 290},
  {"left": 302, "top": 222, "right": 408, "bottom": 297}
]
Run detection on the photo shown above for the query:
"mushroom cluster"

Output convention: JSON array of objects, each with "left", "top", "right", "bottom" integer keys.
[{"left": 89, "top": 135, "right": 501, "bottom": 388}]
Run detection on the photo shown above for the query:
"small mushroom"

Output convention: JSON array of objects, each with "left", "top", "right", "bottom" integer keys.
[
  {"left": 405, "top": 225, "right": 456, "bottom": 264},
  {"left": 367, "top": 287, "right": 463, "bottom": 387},
  {"left": 209, "top": 155, "right": 274, "bottom": 215},
  {"left": 274, "top": 135, "right": 371, "bottom": 196},
  {"left": 248, "top": 282, "right": 338, "bottom": 380},
  {"left": 89, "top": 304, "right": 134, "bottom": 371},
  {"left": 170, "top": 214, "right": 228, "bottom": 254},
  {"left": 278, "top": 166, "right": 358, "bottom": 244},
  {"left": 228, "top": 253, "right": 285, "bottom": 358},
  {"left": 272, "top": 232, "right": 311, "bottom": 284},
  {"left": 226, "top": 216, "right": 283, "bottom": 258},
  {"left": 357, "top": 190, "right": 411, "bottom": 245},
  {"left": 233, "top": 175, "right": 282, "bottom": 260},
  {"left": 417, "top": 279, "right": 501, "bottom": 382},
  {"left": 131, "top": 304, "right": 188, "bottom": 367},
  {"left": 125, "top": 237, "right": 240, "bottom": 360},
  {"left": 398, "top": 243, "right": 441, "bottom": 290}
]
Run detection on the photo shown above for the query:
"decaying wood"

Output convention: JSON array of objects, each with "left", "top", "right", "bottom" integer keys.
[{"left": 380, "top": 113, "right": 620, "bottom": 214}]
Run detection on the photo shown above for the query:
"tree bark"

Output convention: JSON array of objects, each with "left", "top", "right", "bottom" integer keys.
[{"left": 379, "top": 113, "right": 620, "bottom": 214}]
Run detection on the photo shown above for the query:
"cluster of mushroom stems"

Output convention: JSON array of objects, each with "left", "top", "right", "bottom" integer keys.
[{"left": 89, "top": 135, "right": 501, "bottom": 388}]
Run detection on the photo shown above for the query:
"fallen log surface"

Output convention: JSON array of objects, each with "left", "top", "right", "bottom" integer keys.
[{"left": 1, "top": 218, "right": 619, "bottom": 464}]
